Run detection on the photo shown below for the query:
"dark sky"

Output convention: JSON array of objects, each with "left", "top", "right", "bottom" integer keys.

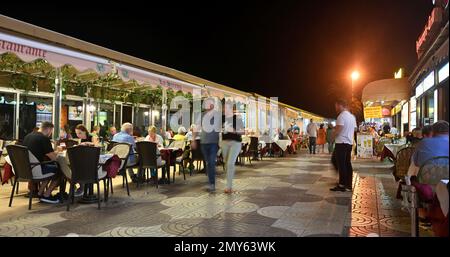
[{"left": 1, "top": 0, "right": 433, "bottom": 117}]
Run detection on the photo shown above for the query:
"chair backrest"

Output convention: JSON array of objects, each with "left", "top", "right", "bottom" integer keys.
[
  {"left": 5, "top": 145, "right": 33, "bottom": 180},
  {"left": 136, "top": 141, "right": 158, "bottom": 168},
  {"left": 64, "top": 139, "right": 79, "bottom": 148},
  {"left": 417, "top": 156, "right": 449, "bottom": 189},
  {"left": 67, "top": 145, "right": 100, "bottom": 183},
  {"left": 249, "top": 137, "right": 259, "bottom": 151},
  {"left": 168, "top": 140, "right": 184, "bottom": 149},
  {"left": 191, "top": 139, "right": 204, "bottom": 161},
  {"left": 109, "top": 143, "right": 131, "bottom": 160},
  {"left": 393, "top": 146, "right": 415, "bottom": 180},
  {"left": 375, "top": 137, "right": 390, "bottom": 154},
  {"left": 106, "top": 141, "right": 118, "bottom": 152}
]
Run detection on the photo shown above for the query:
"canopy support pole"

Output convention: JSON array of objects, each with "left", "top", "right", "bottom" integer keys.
[{"left": 52, "top": 68, "right": 62, "bottom": 141}]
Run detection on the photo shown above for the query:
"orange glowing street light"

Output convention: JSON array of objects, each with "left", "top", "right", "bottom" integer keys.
[
  {"left": 351, "top": 71, "right": 360, "bottom": 81},
  {"left": 350, "top": 70, "right": 360, "bottom": 100}
]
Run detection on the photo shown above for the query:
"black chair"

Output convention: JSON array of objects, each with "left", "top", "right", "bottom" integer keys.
[
  {"left": 6, "top": 145, "right": 59, "bottom": 210},
  {"left": 248, "top": 136, "right": 262, "bottom": 161},
  {"left": 66, "top": 145, "right": 106, "bottom": 211},
  {"left": 190, "top": 139, "right": 204, "bottom": 174},
  {"left": 135, "top": 141, "right": 166, "bottom": 188},
  {"left": 59, "top": 139, "right": 79, "bottom": 148},
  {"left": 174, "top": 145, "right": 189, "bottom": 183},
  {"left": 107, "top": 143, "right": 131, "bottom": 196},
  {"left": 238, "top": 143, "right": 249, "bottom": 165}
]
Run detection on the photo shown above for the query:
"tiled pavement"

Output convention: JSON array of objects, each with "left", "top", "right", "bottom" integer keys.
[{"left": 0, "top": 151, "right": 428, "bottom": 237}]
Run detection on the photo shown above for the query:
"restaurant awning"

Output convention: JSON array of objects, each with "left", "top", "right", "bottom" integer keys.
[{"left": 361, "top": 78, "right": 410, "bottom": 106}]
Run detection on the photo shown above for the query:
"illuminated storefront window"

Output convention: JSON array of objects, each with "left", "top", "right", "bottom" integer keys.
[{"left": 438, "top": 62, "right": 449, "bottom": 83}]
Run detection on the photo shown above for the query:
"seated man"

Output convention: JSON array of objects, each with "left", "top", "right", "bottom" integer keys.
[
  {"left": 112, "top": 123, "right": 138, "bottom": 182},
  {"left": 411, "top": 121, "right": 449, "bottom": 171},
  {"left": 22, "top": 121, "right": 62, "bottom": 204}
]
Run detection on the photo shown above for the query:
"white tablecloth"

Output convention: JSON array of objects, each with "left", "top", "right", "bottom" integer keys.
[
  {"left": 274, "top": 139, "right": 291, "bottom": 151},
  {"left": 436, "top": 179, "right": 449, "bottom": 217},
  {"left": 384, "top": 143, "right": 406, "bottom": 157}
]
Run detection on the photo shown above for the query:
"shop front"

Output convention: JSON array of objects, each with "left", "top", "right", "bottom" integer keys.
[{"left": 409, "top": 2, "right": 449, "bottom": 127}]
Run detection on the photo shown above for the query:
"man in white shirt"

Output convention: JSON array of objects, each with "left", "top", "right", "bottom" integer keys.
[
  {"left": 306, "top": 119, "right": 318, "bottom": 154},
  {"left": 330, "top": 99, "right": 357, "bottom": 192}
]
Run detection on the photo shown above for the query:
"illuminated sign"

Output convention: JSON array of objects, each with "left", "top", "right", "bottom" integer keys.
[
  {"left": 416, "top": 7, "right": 443, "bottom": 58},
  {"left": 364, "top": 106, "right": 382, "bottom": 119},
  {"left": 394, "top": 68, "right": 403, "bottom": 79}
]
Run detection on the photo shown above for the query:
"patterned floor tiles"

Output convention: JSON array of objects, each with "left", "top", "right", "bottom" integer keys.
[{"left": 0, "top": 151, "right": 423, "bottom": 237}]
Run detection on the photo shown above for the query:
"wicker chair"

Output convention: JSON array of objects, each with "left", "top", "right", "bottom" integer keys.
[
  {"left": 375, "top": 137, "right": 391, "bottom": 156},
  {"left": 403, "top": 156, "right": 449, "bottom": 237},
  {"left": 107, "top": 143, "right": 132, "bottom": 196},
  {"left": 6, "top": 145, "right": 60, "bottom": 210},
  {"left": 393, "top": 146, "right": 415, "bottom": 181}
]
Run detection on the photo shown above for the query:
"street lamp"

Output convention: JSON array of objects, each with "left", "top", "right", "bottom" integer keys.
[{"left": 350, "top": 70, "right": 360, "bottom": 100}]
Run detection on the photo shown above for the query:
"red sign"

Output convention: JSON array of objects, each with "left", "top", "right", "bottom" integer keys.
[
  {"left": 416, "top": 7, "right": 443, "bottom": 58},
  {"left": 0, "top": 39, "right": 47, "bottom": 58}
]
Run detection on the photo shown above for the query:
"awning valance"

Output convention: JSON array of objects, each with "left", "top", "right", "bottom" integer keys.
[{"left": 361, "top": 78, "right": 410, "bottom": 105}]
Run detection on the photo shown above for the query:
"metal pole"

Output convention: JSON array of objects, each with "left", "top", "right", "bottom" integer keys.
[
  {"left": 162, "top": 88, "right": 167, "bottom": 131},
  {"left": 15, "top": 92, "right": 20, "bottom": 140},
  {"left": 53, "top": 68, "right": 62, "bottom": 140}
]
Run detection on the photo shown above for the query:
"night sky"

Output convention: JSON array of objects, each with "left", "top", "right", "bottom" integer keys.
[{"left": 1, "top": 0, "right": 433, "bottom": 118}]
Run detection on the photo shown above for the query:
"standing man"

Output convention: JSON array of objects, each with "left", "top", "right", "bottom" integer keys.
[
  {"left": 330, "top": 99, "right": 357, "bottom": 192},
  {"left": 192, "top": 99, "right": 221, "bottom": 192},
  {"left": 306, "top": 119, "right": 318, "bottom": 154}
]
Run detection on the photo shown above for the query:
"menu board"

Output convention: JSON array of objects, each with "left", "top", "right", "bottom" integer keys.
[
  {"left": 364, "top": 106, "right": 382, "bottom": 119},
  {"left": 357, "top": 134, "right": 373, "bottom": 158}
]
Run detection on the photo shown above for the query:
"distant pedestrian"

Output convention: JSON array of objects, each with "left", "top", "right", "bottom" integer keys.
[
  {"left": 326, "top": 123, "right": 334, "bottom": 154},
  {"left": 191, "top": 99, "right": 220, "bottom": 192},
  {"left": 306, "top": 119, "right": 318, "bottom": 154},
  {"left": 317, "top": 124, "right": 326, "bottom": 153},
  {"left": 221, "top": 105, "right": 244, "bottom": 194},
  {"left": 330, "top": 99, "right": 357, "bottom": 192}
]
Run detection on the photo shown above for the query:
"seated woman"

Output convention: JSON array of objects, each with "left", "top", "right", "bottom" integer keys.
[
  {"left": 145, "top": 126, "right": 164, "bottom": 147},
  {"left": 75, "top": 124, "right": 99, "bottom": 146},
  {"left": 173, "top": 126, "right": 187, "bottom": 141},
  {"left": 144, "top": 126, "right": 164, "bottom": 180}
]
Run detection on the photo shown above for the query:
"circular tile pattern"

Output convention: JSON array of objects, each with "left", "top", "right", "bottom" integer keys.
[
  {"left": 225, "top": 202, "right": 259, "bottom": 213},
  {"left": 257, "top": 206, "right": 290, "bottom": 219},
  {"left": 161, "top": 197, "right": 197, "bottom": 207},
  {"left": 379, "top": 217, "right": 411, "bottom": 233},
  {"left": 350, "top": 213, "right": 379, "bottom": 227}
]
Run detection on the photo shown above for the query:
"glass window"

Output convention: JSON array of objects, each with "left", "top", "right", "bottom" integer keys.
[
  {"left": 423, "top": 71, "right": 435, "bottom": 92},
  {"left": 134, "top": 107, "right": 150, "bottom": 137},
  {"left": 434, "top": 89, "right": 438, "bottom": 123},
  {"left": 438, "top": 62, "right": 449, "bottom": 83},
  {"left": 427, "top": 91, "right": 435, "bottom": 121},
  {"left": 0, "top": 93, "right": 17, "bottom": 140},
  {"left": 415, "top": 81, "right": 424, "bottom": 97},
  {"left": 62, "top": 100, "right": 83, "bottom": 138},
  {"left": 19, "top": 95, "right": 53, "bottom": 139}
]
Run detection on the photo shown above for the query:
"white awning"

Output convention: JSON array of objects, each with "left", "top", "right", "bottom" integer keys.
[{"left": 361, "top": 78, "right": 410, "bottom": 105}]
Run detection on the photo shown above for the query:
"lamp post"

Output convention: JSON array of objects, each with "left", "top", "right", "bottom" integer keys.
[{"left": 350, "top": 70, "right": 360, "bottom": 101}]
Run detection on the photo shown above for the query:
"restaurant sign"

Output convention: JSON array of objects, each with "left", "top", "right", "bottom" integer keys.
[
  {"left": 0, "top": 39, "right": 47, "bottom": 58},
  {"left": 416, "top": 7, "right": 443, "bottom": 58},
  {"left": 364, "top": 106, "right": 382, "bottom": 119}
]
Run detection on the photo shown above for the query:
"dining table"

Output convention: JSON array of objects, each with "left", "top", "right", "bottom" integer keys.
[{"left": 380, "top": 143, "right": 406, "bottom": 161}]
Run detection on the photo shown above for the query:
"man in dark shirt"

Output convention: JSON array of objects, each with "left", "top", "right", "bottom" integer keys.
[{"left": 23, "top": 122, "right": 61, "bottom": 204}]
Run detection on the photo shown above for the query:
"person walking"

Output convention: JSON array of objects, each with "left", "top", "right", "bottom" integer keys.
[
  {"left": 306, "top": 119, "right": 318, "bottom": 154},
  {"left": 191, "top": 99, "right": 220, "bottom": 192},
  {"left": 316, "top": 124, "right": 326, "bottom": 153},
  {"left": 326, "top": 123, "right": 334, "bottom": 154},
  {"left": 330, "top": 99, "right": 357, "bottom": 192},
  {"left": 221, "top": 105, "right": 245, "bottom": 194}
]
